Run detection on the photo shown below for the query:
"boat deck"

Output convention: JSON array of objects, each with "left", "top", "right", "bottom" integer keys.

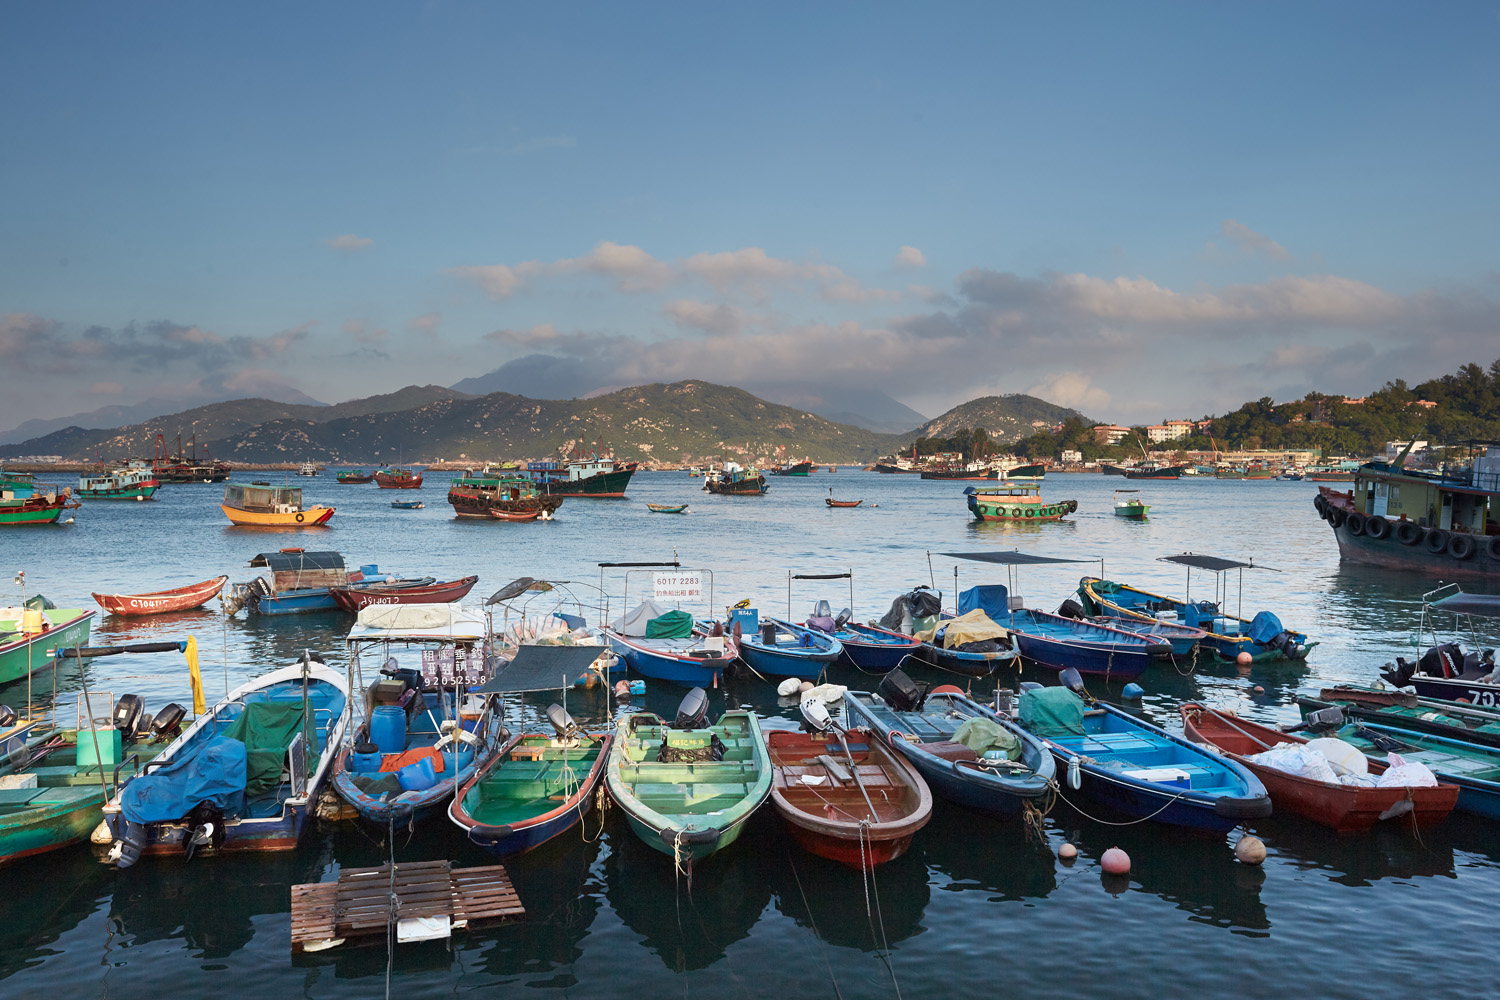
[
  {"left": 1050, "top": 725, "right": 1238, "bottom": 794},
  {"left": 616, "top": 722, "right": 763, "bottom": 816},
  {"left": 465, "top": 742, "right": 603, "bottom": 826}
]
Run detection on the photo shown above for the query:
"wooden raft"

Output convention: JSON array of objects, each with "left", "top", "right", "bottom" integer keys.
[{"left": 290, "top": 860, "right": 524, "bottom": 953}]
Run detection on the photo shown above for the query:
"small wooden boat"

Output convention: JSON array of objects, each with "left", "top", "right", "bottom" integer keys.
[
  {"left": 1020, "top": 685, "right": 1271, "bottom": 832},
  {"left": 337, "top": 470, "right": 374, "bottom": 483},
  {"left": 450, "top": 724, "right": 612, "bottom": 857},
  {"left": 103, "top": 657, "right": 351, "bottom": 864},
  {"left": 1113, "top": 489, "right": 1149, "bottom": 519},
  {"left": 647, "top": 503, "right": 689, "bottom": 514},
  {"left": 825, "top": 498, "right": 863, "bottom": 508},
  {"left": 375, "top": 467, "right": 423, "bottom": 489},
  {"left": 220, "top": 483, "right": 334, "bottom": 527},
  {"left": 605, "top": 692, "right": 772, "bottom": 868},
  {"left": 739, "top": 617, "right": 843, "bottom": 677},
  {"left": 489, "top": 508, "right": 544, "bottom": 522},
  {"left": 768, "top": 726, "right": 931, "bottom": 868},
  {"left": 956, "top": 585, "right": 1166, "bottom": 680},
  {"left": 845, "top": 677, "right": 1054, "bottom": 818},
  {"left": 1299, "top": 718, "right": 1500, "bottom": 820},
  {"left": 390, "top": 500, "right": 425, "bottom": 509},
  {"left": 92, "top": 576, "right": 228, "bottom": 616},
  {"left": 1182, "top": 703, "right": 1459, "bottom": 833},
  {"left": 1298, "top": 687, "right": 1500, "bottom": 749},
  {"left": 330, "top": 574, "right": 478, "bottom": 613}
]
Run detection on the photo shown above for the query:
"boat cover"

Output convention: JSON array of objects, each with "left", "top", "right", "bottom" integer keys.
[
  {"left": 1019, "top": 687, "right": 1086, "bottom": 739},
  {"left": 119, "top": 736, "right": 247, "bottom": 823},
  {"left": 646, "top": 609, "right": 695, "bottom": 639},
  {"left": 1247, "top": 611, "right": 1285, "bottom": 645},
  {"left": 223, "top": 701, "right": 307, "bottom": 796},
  {"left": 611, "top": 600, "right": 671, "bottom": 637},
  {"left": 953, "top": 716, "right": 1021, "bottom": 759},
  {"left": 1432, "top": 592, "right": 1500, "bottom": 619},
  {"left": 349, "top": 603, "right": 487, "bottom": 641},
  {"left": 938, "top": 608, "right": 1009, "bottom": 649},
  {"left": 959, "top": 585, "right": 1010, "bottom": 620}
]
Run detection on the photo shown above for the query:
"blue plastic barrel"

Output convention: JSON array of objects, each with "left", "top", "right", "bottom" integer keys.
[{"left": 369, "top": 705, "right": 407, "bottom": 754}]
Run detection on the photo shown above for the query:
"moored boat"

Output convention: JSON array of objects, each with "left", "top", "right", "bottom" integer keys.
[
  {"left": 1298, "top": 686, "right": 1500, "bottom": 748},
  {"left": 703, "top": 463, "right": 769, "bottom": 495},
  {"left": 297, "top": 462, "right": 319, "bottom": 477},
  {"left": 390, "top": 500, "right": 425, "bottom": 509},
  {"left": 329, "top": 574, "right": 478, "bottom": 613},
  {"left": 220, "top": 483, "right": 334, "bottom": 527},
  {"left": 78, "top": 461, "right": 158, "bottom": 500},
  {"left": 336, "top": 469, "right": 374, "bottom": 483},
  {"left": 1113, "top": 489, "right": 1148, "bottom": 519},
  {"left": 488, "top": 508, "right": 545, "bottom": 521},
  {"left": 604, "top": 690, "right": 772, "bottom": 869},
  {"left": 825, "top": 497, "right": 863, "bottom": 508},
  {"left": 92, "top": 576, "right": 228, "bottom": 616},
  {"left": 448, "top": 471, "right": 564, "bottom": 519},
  {"left": 1181, "top": 703, "right": 1458, "bottom": 833},
  {"left": 0, "top": 604, "right": 94, "bottom": 685},
  {"left": 738, "top": 617, "right": 843, "bottom": 677},
  {"left": 223, "top": 550, "right": 415, "bottom": 615},
  {"left": 604, "top": 600, "right": 738, "bottom": 687},
  {"left": 769, "top": 461, "right": 815, "bottom": 477},
  {"left": 1124, "top": 464, "right": 1185, "bottom": 480},
  {"left": 647, "top": 503, "right": 689, "bottom": 514},
  {"left": 375, "top": 467, "right": 423, "bottom": 489},
  {"left": 965, "top": 484, "right": 1077, "bottom": 522},
  {"left": 952, "top": 583, "right": 1165, "bottom": 679},
  {"left": 523, "top": 456, "right": 638, "bottom": 497},
  {"left": 0, "top": 482, "right": 80, "bottom": 525}
]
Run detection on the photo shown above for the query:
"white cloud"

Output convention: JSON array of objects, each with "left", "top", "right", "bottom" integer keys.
[
  {"left": 408, "top": 312, "right": 442, "bottom": 335},
  {"left": 664, "top": 300, "right": 751, "bottom": 337},
  {"left": 1220, "top": 219, "right": 1290, "bottom": 261},
  {"left": 327, "top": 234, "right": 374, "bottom": 252},
  {"left": 894, "top": 246, "right": 927, "bottom": 269},
  {"left": 1025, "top": 372, "right": 1111, "bottom": 413}
]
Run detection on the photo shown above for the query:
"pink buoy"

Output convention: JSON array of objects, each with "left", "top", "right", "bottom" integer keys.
[
  {"left": 614, "top": 680, "right": 631, "bottom": 699},
  {"left": 1252, "top": 685, "right": 1264, "bottom": 694},
  {"left": 1236, "top": 652, "right": 1252, "bottom": 666},
  {"left": 1100, "top": 846, "right": 1131, "bottom": 875},
  {"left": 1057, "top": 842, "right": 1077, "bottom": 860}
]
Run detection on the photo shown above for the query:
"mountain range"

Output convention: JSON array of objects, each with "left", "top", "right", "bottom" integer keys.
[
  {"left": 0, "top": 379, "right": 1083, "bottom": 465},
  {"left": 900, "top": 394, "right": 1089, "bottom": 445}
]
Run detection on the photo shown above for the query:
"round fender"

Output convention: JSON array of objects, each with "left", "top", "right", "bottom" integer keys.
[
  {"left": 1328, "top": 508, "right": 1346, "bottom": 528},
  {"left": 1365, "top": 516, "right": 1390, "bottom": 540},
  {"left": 1215, "top": 794, "right": 1273, "bottom": 820},
  {"left": 1395, "top": 521, "right": 1422, "bottom": 545},
  {"left": 295, "top": 512, "right": 305, "bottom": 523},
  {"left": 1424, "top": 529, "right": 1450, "bottom": 554},
  {"left": 1488, "top": 536, "right": 1500, "bottom": 561},
  {"left": 1448, "top": 534, "right": 1476, "bottom": 560},
  {"left": 1313, "top": 494, "right": 1327, "bottom": 515},
  {"left": 1345, "top": 512, "right": 1367, "bottom": 536}
]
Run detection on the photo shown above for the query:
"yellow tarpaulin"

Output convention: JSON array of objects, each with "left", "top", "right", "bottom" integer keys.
[
  {"left": 185, "top": 635, "right": 205, "bottom": 715},
  {"left": 939, "top": 609, "right": 1009, "bottom": 649}
]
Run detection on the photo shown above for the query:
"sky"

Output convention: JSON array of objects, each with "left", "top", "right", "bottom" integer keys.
[{"left": 2, "top": 2, "right": 1498, "bottom": 433}]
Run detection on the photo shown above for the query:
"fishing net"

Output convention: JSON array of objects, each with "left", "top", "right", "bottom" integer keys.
[{"left": 656, "top": 733, "right": 726, "bottom": 763}]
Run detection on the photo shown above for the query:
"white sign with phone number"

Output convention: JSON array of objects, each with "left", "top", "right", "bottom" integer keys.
[{"left": 653, "top": 572, "right": 703, "bottom": 602}]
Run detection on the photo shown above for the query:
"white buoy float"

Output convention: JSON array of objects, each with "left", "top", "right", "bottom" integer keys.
[{"left": 1234, "top": 835, "right": 1267, "bottom": 865}]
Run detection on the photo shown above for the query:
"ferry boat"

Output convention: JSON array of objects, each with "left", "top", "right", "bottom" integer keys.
[
  {"left": 77, "top": 461, "right": 158, "bottom": 500},
  {"left": 297, "top": 462, "right": 319, "bottom": 477},
  {"left": 1313, "top": 444, "right": 1499, "bottom": 581},
  {"left": 220, "top": 483, "right": 335, "bottom": 527}
]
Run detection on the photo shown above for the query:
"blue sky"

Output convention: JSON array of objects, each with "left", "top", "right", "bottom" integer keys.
[{"left": 2, "top": 2, "right": 1497, "bottom": 431}]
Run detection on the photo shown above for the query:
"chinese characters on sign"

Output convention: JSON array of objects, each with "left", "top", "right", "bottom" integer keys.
[
  {"left": 420, "top": 645, "right": 485, "bottom": 685},
  {"left": 652, "top": 572, "right": 703, "bottom": 602}
]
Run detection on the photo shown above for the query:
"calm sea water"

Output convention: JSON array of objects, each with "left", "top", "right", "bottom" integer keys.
[{"left": 3, "top": 471, "right": 1497, "bottom": 999}]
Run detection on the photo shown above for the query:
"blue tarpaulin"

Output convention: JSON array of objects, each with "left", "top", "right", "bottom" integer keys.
[
  {"left": 958, "top": 585, "right": 1010, "bottom": 621},
  {"left": 119, "top": 736, "right": 247, "bottom": 823},
  {"left": 1247, "top": 611, "right": 1285, "bottom": 645}
]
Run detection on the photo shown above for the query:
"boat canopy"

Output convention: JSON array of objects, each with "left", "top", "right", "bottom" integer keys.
[
  {"left": 346, "top": 602, "right": 486, "bottom": 642},
  {"left": 1157, "top": 553, "right": 1278, "bottom": 573},
  {"left": 611, "top": 599, "right": 671, "bottom": 636},
  {"left": 1431, "top": 592, "right": 1500, "bottom": 619},
  {"left": 485, "top": 577, "right": 560, "bottom": 604},
  {"left": 249, "top": 550, "right": 344, "bottom": 573},
  {"left": 942, "top": 551, "right": 1096, "bottom": 565},
  {"left": 226, "top": 484, "right": 303, "bottom": 507},
  {"left": 473, "top": 643, "right": 610, "bottom": 693}
]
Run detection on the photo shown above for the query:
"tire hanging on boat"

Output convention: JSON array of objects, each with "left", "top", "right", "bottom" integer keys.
[
  {"left": 1395, "top": 521, "right": 1422, "bottom": 545},
  {"left": 1448, "top": 534, "right": 1476, "bottom": 560},
  {"left": 1488, "top": 535, "right": 1500, "bottom": 561},
  {"left": 1366, "top": 516, "right": 1390, "bottom": 540},
  {"left": 1424, "top": 528, "right": 1450, "bottom": 554},
  {"left": 1345, "top": 512, "right": 1367, "bottom": 536},
  {"left": 295, "top": 512, "right": 304, "bottom": 522}
]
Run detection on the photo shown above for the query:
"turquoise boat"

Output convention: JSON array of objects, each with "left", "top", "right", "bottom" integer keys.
[
  {"left": 604, "top": 691, "right": 772, "bottom": 869},
  {"left": 0, "top": 602, "right": 94, "bottom": 686}
]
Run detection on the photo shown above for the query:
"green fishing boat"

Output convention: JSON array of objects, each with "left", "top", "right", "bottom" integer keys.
[
  {"left": 1298, "top": 686, "right": 1500, "bottom": 749},
  {"left": 0, "top": 482, "right": 80, "bottom": 525},
  {"left": 1302, "top": 719, "right": 1500, "bottom": 820},
  {"left": 0, "top": 604, "right": 95, "bottom": 685},
  {"left": 604, "top": 690, "right": 771, "bottom": 869}
]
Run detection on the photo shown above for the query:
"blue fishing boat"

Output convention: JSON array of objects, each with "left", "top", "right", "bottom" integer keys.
[
  {"left": 957, "top": 584, "right": 1165, "bottom": 680},
  {"left": 330, "top": 605, "right": 497, "bottom": 829},
  {"left": 1081, "top": 613, "right": 1207, "bottom": 657},
  {"left": 604, "top": 600, "right": 738, "bottom": 687},
  {"left": 102, "top": 655, "right": 351, "bottom": 865},
  {"left": 221, "top": 550, "right": 430, "bottom": 616},
  {"left": 844, "top": 673, "right": 1054, "bottom": 818},
  {"left": 737, "top": 617, "right": 842, "bottom": 677},
  {"left": 1019, "top": 683, "right": 1271, "bottom": 832},
  {"left": 1075, "top": 553, "right": 1316, "bottom": 662},
  {"left": 390, "top": 500, "right": 425, "bottom": 509},
  {"left": 785, "top": 575, "right": 925, "bottom": 673},
  {"left": 917, "top": 632, "right": 1020, "bottom": 676}
]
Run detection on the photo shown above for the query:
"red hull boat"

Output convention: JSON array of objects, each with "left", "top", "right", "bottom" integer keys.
[
  {"left": 825, "top": 498, "right": 863, "bottom": 508},
  {"left": 1181, "top": 704, "right": 1459, "bottom": 833},
  {"left": 488, "top": 508, "right": 544, "bottom": 522},
  {"left": 768, "top": 728, "right": 931, "bottom": 868},
  {"left": 92, "top": 575, "right": 229, "bottom": 616},
  {"left": 329, "top": 574, "right": 477, "bottom": 613},
  {"left": 375, "top": 468, "right": 423, "bottom": 489}
]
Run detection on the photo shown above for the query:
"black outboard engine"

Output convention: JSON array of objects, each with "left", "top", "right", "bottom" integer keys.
[
  {"left": 113, "top": 695, "right": 145, "bottom": 739},
  {"left": 1271, "top": 630, "right": 1307, "bottom": 660},
  {"left": 833, "top": 607, "right": 853, "bottom": 630},
  {"left": 673, "top": 687, "right": 709, "bottom": 729},
  {"left": 115, "top": 821, "right": 148, "bottom": 869},
  {"left": 877, "top": 668, "right": 929, "bottom": 712},
  {"left": 1301, "top": 706, "right": 1346, "bottom": 732},
  {"left": 1056, "top": 599, "right": 1086, "bottom": 621},
  {"left": 150, "top": 703, "right": 187, "bottom": 738},
  {"left": 183, "top": 801, "right": 227, "bottom": 862},
  {"left": 0, "top": 704, "right": 16, "bottom": 728},
  {"left": 546, "top": 703, "right": 579, "bottom": 743}
]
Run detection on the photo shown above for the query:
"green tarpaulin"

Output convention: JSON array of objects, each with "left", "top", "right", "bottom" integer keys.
[
  {"left": 223, "top": 701, "right": 307, "bottom": 797},
  {"left": 1019, "top": 687, "right": 1086, "bottom": 739},
  {"left": 953, "top": 717, "right": 1021, "bottom": 760},
  {"left": 645, "top": 609, "right": 695, "bottom": 639}
]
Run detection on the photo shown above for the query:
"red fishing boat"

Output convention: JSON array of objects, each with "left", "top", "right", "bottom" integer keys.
[
  {"left": 329, "top": 574, "right": 479, "bottom": 613},
  {"left": 374, "top": 467, "right": 423, "bottom": 489},
  {"left": 1181, "top": 703, "right": 1459, "bottom": 833},
  {"left": 92, "top": 575, "right": 229, "bottom": 616},
  {"left": 825, "top": 498, "right": 863, "bottom": 508},
  {"left": 767, "top": 727, "right": 931, "bottom": 868}
]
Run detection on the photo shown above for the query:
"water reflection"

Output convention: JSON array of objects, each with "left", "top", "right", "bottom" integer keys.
[
  {"left": 0, "top": 848, "right": 107, "bottom": 983},
  {"left": 603, "top": 811, "right": 773, "bottom": 972},
  {"left": 917, "top": 804, "right": 1056, "bottom": 903},
  {"left": 1254, "top": 814, "right": 1456, "bottom": 888}
]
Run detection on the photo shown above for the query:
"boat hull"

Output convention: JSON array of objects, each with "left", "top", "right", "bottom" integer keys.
[
  {"left": 92, "top": 576, "right": 228, "bottom": 616},
  {"left": 539, "top": 467, "right": 635, "bottom": 497},
  {"left": 1011, "top": 631, "right": 1151, "bottom": 680},
  {"left": 1315, "top": 491, "right": 1499, "bottom": 582},
  {"left": 0, "top": 611, "right": 95, "bottom": 685},
  {"left": 0, "top": 494, "right": 78, "bottom": 524},
  {"left": 967, "top": 495, "right": 1076, "bottom": 521},
  {"left": 916, "top": 643, "right": 1018, "bottom": 676},
  {"left": 330, "top": 575, "right": 478, "bottom": 612},
  {"left": 78, "top": 483, "right": 158, "bottom": 500},
  {"left": 375, "top": 470, "right": 423, "bottom": 489},
  {"left": 835, "top": 624, "right": 923, "bottom": 673},
  {"left": 221, "top": 504, "right": 335, "bottom": 527},
  {"left": 450, "top": 733, "right": 612, "bottom": 857},
  {"left": 447, "top": 487, "right": 563, "bottom": 518},
  {"left": 739, "top": 622, "right": 842, "bottom": 677},
  {"left": 605, "top": 632, "right": 734, "bottom": 687},
  {"left": 0, "top": 788, "right": 104, "bottom": 866}
]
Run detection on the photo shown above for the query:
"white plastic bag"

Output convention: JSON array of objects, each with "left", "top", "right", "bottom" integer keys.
[
  {"left": 1378, "top": 751, "right": 1438, "bottom": 788},
  {"left": 1245, "top": 743, "right": 1338, "bottom": 783}
]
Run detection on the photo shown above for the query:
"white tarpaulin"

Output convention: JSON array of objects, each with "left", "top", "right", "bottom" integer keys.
[{"left": 611, "top": 600, "right": 671, "bottom": 637}]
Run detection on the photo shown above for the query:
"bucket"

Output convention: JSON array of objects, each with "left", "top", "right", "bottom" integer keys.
[
  {"left": 760, "top": 621, "right": 777, "bottom": 646},
  {"left": 369, "top": 705, "right": 408, "bottom": 754},
  {"left": 77, "top": 728, "right": 122, "bottom": 770},
  {"left": 21, "top": 609, "right": 45, "bottom": 634},
  {"left": 349, "top": 749, "right": 384, "bottom": 772},
  {"left": 396, "top": 755, "right": 438, "bottom": 792}
]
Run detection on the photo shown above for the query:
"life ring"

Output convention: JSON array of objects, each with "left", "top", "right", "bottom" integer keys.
[
  {"left": 1366, "top": 516, "right": 1390, "bottom": 540},
  {"left": 1448, "top": 534, "right": 1476, "bottom": 560},
  {"left": 1345, "top": 512, "right": 1367, "bottom": 536},
  {"left": 1488, "top": 536, "right": 1500, "bottom": 561},
  {"left": 1424, "top": 528, "right": 1450, "bottom": 554},
  {"left": 295, "top": 512, "right": 305, "bottom": 523},
  {"left": 1395, "top": 521, "right": 1422, "bottom": 545}
]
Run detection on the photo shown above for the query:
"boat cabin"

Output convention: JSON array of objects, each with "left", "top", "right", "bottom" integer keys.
[
  {"left": 225, "top": 483, "right": 307, "bottom": 514},
  {"left": 247, "top": 550, "right": 354, "bottom": 595},
  {"left": 1350, "top": 446, "right": 1499, "bottom": 535}
]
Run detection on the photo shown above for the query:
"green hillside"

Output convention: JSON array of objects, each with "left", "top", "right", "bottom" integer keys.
[{"left": 896, "top": 394, "right": 1090, "bottom": 447}]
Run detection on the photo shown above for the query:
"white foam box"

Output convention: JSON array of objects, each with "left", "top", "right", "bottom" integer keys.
[
  {"left": 1121, "top": 767, "right": 1191, "bottom": 788},
  {"left": 0, "top": 774, "right": 39, "bottom": 789}
]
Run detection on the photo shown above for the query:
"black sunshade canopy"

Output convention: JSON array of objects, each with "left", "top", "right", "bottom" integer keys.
[
  {"left": 1431, "top": 592, "right": 1500, "bottom": 618},
  {"left": 473, "top": 643, "right": 607, "bottom": 693},
  {"left": 942, "top": 551, "right": 1097, "bottom": 566},
  {"left": 485, "top": 577, "right": 564, "bottom": 604},
  {"left": 1157, "top": 553, "right": 1279, "bottom": 573}
]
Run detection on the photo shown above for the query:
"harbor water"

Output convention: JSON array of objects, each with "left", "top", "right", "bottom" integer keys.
[{"left": 2, "top": 471, "right": 1496, "bottom": 999}]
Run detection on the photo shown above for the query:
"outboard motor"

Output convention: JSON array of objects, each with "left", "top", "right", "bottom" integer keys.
[
  {"left": 834, "top": 608, "right": 853, "bottom": 629},
  {"left": 0, "top": 704, "right": 16, "bottom": 728},
  {"left": 1059, "top": 668, "right": 1087, "bottom": 695},
  {"left": 1302, "top": 706, "right": 1345, "bottom": 732},
  {"left": 812, "top": 600, "right": 833, "bottom": 619},
  {"left": 877, "top": 668, "right": 929, "bottom": 713},
  {"left": 150, "top": 703, "right": 187, "bottom": 738},
  {"left": 800, "top": 697, "right": 833, "bottom": 733},
  {"left": 673, "top": 687, "right": 709, "bottom": 729},
  {"left": 1271, "top": 630, "right": 1307, "bottom": 660},
  {"left": 1055, "top": 599, "right": 1087, "bottom": 621},
  {"left": 114, "top": 821, "right": 148, "bottom": 869},
  {"left": 113, "top": 695, "right": 145, "bottom": 738},
  {"left": 546, "top": 703, "right": 579, "bottom": 743},
  {"left": 184, "top": 801, "right": 227, "bottom": 862}
]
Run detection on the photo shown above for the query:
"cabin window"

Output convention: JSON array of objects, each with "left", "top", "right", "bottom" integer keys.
[{"left": 1390, "top": 485, "right": 1400, "bottom": 503}]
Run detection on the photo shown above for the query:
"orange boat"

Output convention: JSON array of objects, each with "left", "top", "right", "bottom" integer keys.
[
  {"left": 375, "top": 467, "right": 423, "bottom": 489},
  {"left": 220, "top": 483, "right": 335, "bottom": 527},
  {"left": 93, "top": 576, "right": 229, "bottom": 616}
]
